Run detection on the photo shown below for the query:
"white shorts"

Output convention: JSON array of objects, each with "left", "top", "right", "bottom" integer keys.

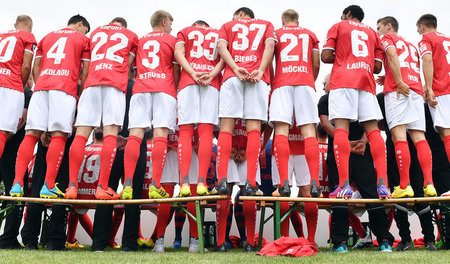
[
  {"left": 0, "top": 87, "right": 24, "bottom": 133},
  {"left": 269, "top": 85, "right": 319, "bottom": 126},
  {"left": 219, "top": 77, "right": 270, "bottom": 121},
  {"left": 384, "top": 90, "right": 425, "bottom": 131},
  {"left": 271, "top": 155, "right": 311, "bottom": 187},
  {"left": 75, "top": 86, "right": 125, "bottom": 127},
  {"left": 220, "top": 158, "right": 261, "bottom": 186},
  {"left": 128, "top": 92, "right": 176, "bottom": 132},
  {"left": 329, "top": 88, "right": 383, "bottom": 122},
  {"left": 26, "top": 90, "right": 76, "bottom": 134},
  {"left": 161, "top": 148, "right": 179, "bottom": 184},
  {"left": 429, "top": 94, "right": 450, "bottom": 130},
  {"left": 177, "top": 85, "right": 219, "bottom": 126}
]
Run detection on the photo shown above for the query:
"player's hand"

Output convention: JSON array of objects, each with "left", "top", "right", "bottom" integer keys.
[
  {"left": 191, "top": 72, "right": 208, "bottom": 85},
  {"left": 40, "top": 133, "right": 51, "bottom": 148},
  {"left": 425, "top": 89, "right": 438, "bottom": 108},
  {"left": 230, "top": 147, "right": 237, "bottom": 160},
  {"left": 236, "top": 150, "right": 247, "bottom": 163},
  {"left": 247, "top": 69, "right": 264, "bottom": 83},
  {"left": 116, "top": 135, "right": 127, "bottom": 150},
  {"left": 396, "top": 81, "right": 410, "bottom": 98},
  {"left": 198, "top": 73, "right": 214, "bottom": 86},
  {"left": 233, "top": 67, "right": 250, "bottom": 81},
  {"left": 352, "top": 141, "right": 366, "bottom": 155},
  {"left": 376, "top": 75, "right": 386, "bottom": 86}
]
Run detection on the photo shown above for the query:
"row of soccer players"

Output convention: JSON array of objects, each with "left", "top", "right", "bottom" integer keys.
[{"left": 0, "top": 5, "right": 449, "bottom": 204}]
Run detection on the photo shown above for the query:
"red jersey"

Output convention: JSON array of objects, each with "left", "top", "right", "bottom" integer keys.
[
  {"left": 0, "top": 30, "right": 36, "bottom": 92},
  {"left": 176, "top": 25, "right": 221, "bottom": 90},
  {"left": 418, "top": 32, "right": 450, "bottom": 96},
  {"left": 77, "top": 144, "right": 102, "bottom": 200},
  {"left": 219, "top": 18, "right": 277, "bottom": 84},
  {"left": 287, "top": 126, "right": 305, "bottom": 155},
  {"left": 324, "top": 20, "right": 383, "bottom": 94},
  {"left": 380, "top": 34, "right": 422, "bottom": 95},
  {"left": 273, "top": 26, "right": 319, "bottom": 90},
  {"left": 34, "top": 28, "right": 90, "bottom": 98},
  {"left": 133, "top": 31, "right": 177, "bottom": 97},
  {"left": 142, "top": 141, "right": 153, "bottom": 199},
  {"left": 84, "top": 24, "right": 138, "bottom": 92},
  {"left": 232, "top": 119, "right": 247, "bottom": 151},
  {"left": 318, "top": 142, "right": 329, "bottom": 198},
  {"left": 168, "top": 130, "right": 179, "bottom": 149}
]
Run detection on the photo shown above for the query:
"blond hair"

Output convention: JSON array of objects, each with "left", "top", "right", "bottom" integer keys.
[
  {"left": 282, "top": 9, "right": 299, "bottom": 23},
  {"left": 15, "top": 15, "right": 32, "bottom": 25},
  {"left": 150, "top": 10, "right": 173, "bottom": 28}
]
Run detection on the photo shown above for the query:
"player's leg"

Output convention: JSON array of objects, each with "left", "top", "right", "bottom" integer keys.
[
  {"left": 216, "top": 182, "right": 233, "bottom": 251},
  {"left": 66, "top": 210, "right": 79, "bottom": 245},
  {"left": 173, "top": 209, "right": 185, "bottom": 248},
  {"left": 0, "top": 86, "right": 25, "bottom": 159},
  {"left": 216, "top": 118, "right": 235, "bottom": 195},
  {"left": 299, "top": 124, "right": 320, "bottom": 197},
  {"left": 122, "top": 128, "right": 145, "bottom": 199},
  {"left": 410, "top": 130, "right": 436, "bottom": 196},
  {"left": 178, "top": 124, "right": 194, "bottom": 197},
  {"left": 389, "top": 125, "right": 414, "bottom": 198},
  {"left": 154, "top": 183, "right": 175, "bottom": 252},
  {"left": 109, "top": 208, "right": 124, "bottom": 248},
  {"left": 272, "top": 122, "right": 291, "bottom": 197}
]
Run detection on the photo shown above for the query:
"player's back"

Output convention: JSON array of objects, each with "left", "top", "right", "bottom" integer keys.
[
  {"left": 0, "top": 30, "right": 36, "bottom": 92},
  {"left": 324, "top": 20, "right": 382, "bottom": 93},
  {"left": 133, "top": 31, "right": 176, "bottom": 97},
  {"left": 273, "top": 26, "right": 318, "bottom": 90},
  {"left": 34, "top": 28, "right": 90, "bottom": 97},
  {"left": 380, "top": 34, "right": 422, "bottom": 94},
  {"left": 287, "top": 125, "right": 305, "bottom": 155},
  {"left": 85, "top": 24, "right": 138, "bottom": 92},
  {"left": 418, "top": 32, "right": 450, "bottom": 96},
  {"left": 78, "top": 144, "right": 102, "bottom": 199},
  {"left": 232, "top": 119, "right": 247, "bottom": 150}
]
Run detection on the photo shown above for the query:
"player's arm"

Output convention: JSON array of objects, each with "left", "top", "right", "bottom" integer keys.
[
  {"left": 319, "top": 114, "right": 334, "bottom": 137},
  {"left": 200, "top": 58, "right": 225, "bottom": 85},
  {"left": 312, "top": 50, "right": 320, "bottom": 80},
  {"left": 374, "top": 60, "right": 383, "bottom": 74},
  {"left": 174, "top": 43, "right": 205, "bottom": 84},
  {"left": 384, "top": 47, "right": 409, "bottom": 97},
  {"left": 32, "top": 57, "right": 42, "bottom": 83},
  {"left": 422, "top": 53, "right": 437, "bottom": 107},
  {"left": 249, "top": 39, "right": 276, "bottom": 82},
  {"left": 321, "top": 49, "right": 334, "bottom": 63},
  {"left": 173, "top": 63, "right": 181, "bottom": 89},
  {"left": 218, "top": 40, "right": 249, "bottom": 81},
  {"left": 128, "top": 53, "right": 135, "bottom": 70},
  {"left": 80, "top": 60, "right": 90, "bottom": 90},
  {"left": 21, "top": 51, "right": 34, "bottom": 86}
]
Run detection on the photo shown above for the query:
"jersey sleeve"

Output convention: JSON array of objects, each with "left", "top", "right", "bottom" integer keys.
[
  {"left": 35, "top": 39, "right": 43, "bottom": 58},
  {"left": 264, "top": 21, "right": 277, "bottom": 43},
  {"left": 380, "top": 35, "right": 395, "bottom": 52},
  {"left": 81, "top": 37, "right": 90, "bottom": 61},
  {"left": 130, "top": 33, "right": 138, "bottom": 57},
  {"left": 418, "top": 35, "right": 432, "bottom": 57},
  {"left": 311, "top": 31, "right": 319, "bottom": 51},
  {"left": 218, "top": 23, "right": 229, "bottom": 43},
  {"left": 24, "top": 32, "right": 37, "bottom": 54},
  {"left": 176, "top": 28, "right": 187, "bottom": 46},
  {"left": 323, "top": 23, "right": 338, "bottom": 50},
  {"left": 374, "top": 35, "right": 383, "bottom": 62}
]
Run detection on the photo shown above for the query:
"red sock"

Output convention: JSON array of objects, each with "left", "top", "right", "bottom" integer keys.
[
  {"left": 274, "top": 135, "right": 290, "bottom": 185},
  {"left": 243, "top": 200, "right": 257, "bottom": 246},
  {"left": 124, "top": 135, "right": 142, "bottom": 186},
  {"left": 290, "top": 211, "right": 304, "bottom": 237},
  {"left": 197, "top": 123, "right": 213, "bottom": 184},
  {"left": 188, "top": 185, "right": 198, "bottom": 238},
  {"left": 304, "top": 202, "right": 318, "bottom": 243},
  {"left": 415, "top": 140, "right": 434, "bottom": 186},
  {"left": 367, "top": 129, "right": 388, "bottom": 185},
  {"left": 0, "top": 131, "right": 7, "bottom": 159},
  {"left": 349, "top": 213, "right": 365, "bottom": 239},
  {"left": 328, "top": 214, "right": 331, "bottom": 236},
  {"left": 394, "top": 140, "right": 411, "bottom": 189},
  {"left": 444, "top": 135, "right": 450, "bottom": 164},
  {"left": 304, "top": 137, "right": 320, "bottom": 183},
  {"left": 387, "top": 209, "right": 394, "bottom": 230},
  {"left": 14, "top": 134, "right": 39, "bottom": 186},
  {"left": 78, "top": 213, "right": 93, "bottom": 238},
  {"left": 138, "top": 223, "right": 143, "bottom": 239},
  {"left": 68, "top": 135, "right": 88, "bottom": 188},
  {"left": 110, "top": 209, "right": 124, "bottom": 244},
  {"left": 246, "top": 130, "right": 261, "bottom": 186},
  {"left": 97, "top": 135, "right": 117, "bottom": 190},
  {"left": 217, "top": 131, "right": 232, "bottom": 182},
  {"left": 44, "top": 136, "right": 67, "bottom": 189},
  {"left": 178, "top": 125, "right": 194, "bottom": 184},
  {"left": 156, "top": 184, "right": 174, "bottom": 238},
  {"left": 333, "top": 128, "right": 350, "bottom": 187},
  {"left": 67, "top": 211, "right": 78, "bottom": 243},
  {"left": 216, "top": 195, "right": 231, "bottom": 246},
  {"left": 152, "top": 137, "right": 168, "bottom": 187},
  {"left": 280, "top": 202, "right": 290, "bottom": 237}
]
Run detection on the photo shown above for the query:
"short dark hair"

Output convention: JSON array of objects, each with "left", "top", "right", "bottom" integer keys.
[
  {"left": 93, "top": 128, "right": 103, "bottom": 141},
  {"left": 68, "top": 14, "right": 90, "bottom": 32},
  {"left": 416, "top": 14, "right": 437, "bottom": 29},
  {"left": 317, "top": 123, "right": 327, "bottom": 138},
  {"left": 110, "top": 17, "right": 127, "bottom": 28},
  {"left": 377, "top": 16, "right": 399, "bottom": 32},
  {"left": 192, "top": 20, "right": 209, "bottom": 27},
  {"left": 234, "top": 7, "right": 254, "bottom": 19},
  {"left": 343, "top": 5, "right": 364, "bottom": 22}
]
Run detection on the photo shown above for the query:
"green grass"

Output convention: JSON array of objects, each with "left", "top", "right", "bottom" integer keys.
[{"left": 0, "top": 247, "right": 448, "bottom": 264}]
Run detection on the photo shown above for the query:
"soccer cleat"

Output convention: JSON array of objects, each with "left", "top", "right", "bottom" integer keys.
[
  {"left": 353, "top": 233, "right": 373, "bottom": 249},
  {"left": 272, "top": 180, "right": 290, "bottom": 197},
  {"left": 377, "top": 184, "right": 391, "bottom": 199},
  {"left": 213, "top": 243, "right": 227, "bottom": 252},
  {"left": 148, "top": 184, "right": 170, "bottom": 199},
  {"left": 173, "top": 240, "right": 181, "bottom": 248},
  {"left": 394, "top": 241, "right": 414, "bottom": 251},
  {"left": 146, "top": 238, "right": 154, "bottom": 248},
  {"left": 65, "top": 182, "right": 78, "bottom": 199},
  {"left": 40, "top": 182, "right": 65, "bottom": 199},
  {"left": 330, "top": 241, "right": 348, "bottom": 253},
  {"left": 244, "top": 179, "right": 263, "bottom": 196},
  {"left": 137, "top": 237, "right": 146, "bottom": 247},
  {"left": 244, "top": 243, "right": 257, "bottom": 252},
  {"left": 329, "top": 182, "right": 353, "bottom": 199},
  {"left": 109, "top": 242, "right": 121, "bottom": 249},
  {"left": 197, "top": 183, "right": 209, "bottom": 196},
  {"left": 391, "top": 185, "right": 414, "bottom": 198},
  {"left": 153, "top": 237, "right": 164, "bottom": 252},
  {"left": 425, "top": 241, "right": 437, "bottom": 251},
  {"left": 310, "top": 179, "right": 321, "bottom": 198},
  {"left": 188, "top": 237, "right": 200, "bottom": 253},
  {"left": 65, "top": 240, "right": 84, "bottom": 249},
  {"left": 120, "top": 186, "right": 133, "bottom": 200},
  {"left": 208, "top": 186, "right": 218, "bottom": 195},
  {"left": 180, "top": 183, "right": 191, "bottom": 197},
  {"left": 10, "top": 182, "right": 24, "bottom": 197},
  {"left": 424, "top": 184, "right": 437, "bottom": 197},
  {"left": 217, "top": 177, "right": 228, "bottom": 195},
  {"left": 379, "top": 240, "right": 392, "bottom": 252},
  {"left": 95, "top": 186, "right": 120, "bottom": 200}
]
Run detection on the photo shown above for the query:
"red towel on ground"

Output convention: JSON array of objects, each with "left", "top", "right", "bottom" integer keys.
[{"left": 257, "top": 237, "right": 317, "bottom": 257}]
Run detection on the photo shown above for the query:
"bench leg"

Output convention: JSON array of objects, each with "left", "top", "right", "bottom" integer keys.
[
  {"left": 258, "top": 206, "right": 265, "bottom": 248},
  {"left": 274, "top": 201, "right": 281, "bottom": 240},
  {"left": 195, "top": 200, "right": 204, "bottom": 253}
]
